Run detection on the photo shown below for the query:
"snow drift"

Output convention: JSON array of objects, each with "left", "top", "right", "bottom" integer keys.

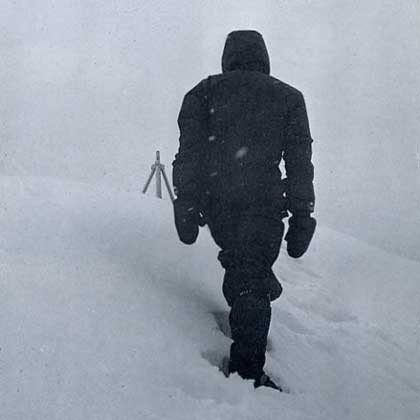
[{"left": 1, "top": 176, "right": 419, "bottom": 420}]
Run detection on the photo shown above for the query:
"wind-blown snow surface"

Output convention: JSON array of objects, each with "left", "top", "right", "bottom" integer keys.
[{"left": 1, "top": 176, "right": 419, "bottom": 420}]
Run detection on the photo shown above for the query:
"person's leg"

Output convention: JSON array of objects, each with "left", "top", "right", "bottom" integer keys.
[
  {"left": 207, "top": 201, "right": 284, "bottom": 381},
  {"left": 219, "top": 206, "right": 285, "bottom": 306},
  {"left": 222, "top": 206, "right": 285, "bottom": 379},
  {"left": 228, "top": 293, "right": 271, "bottom": 379}
]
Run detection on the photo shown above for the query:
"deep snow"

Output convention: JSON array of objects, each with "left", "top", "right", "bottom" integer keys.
[{"left": 1, "top": 176, "right": 419, "bottom": 420}]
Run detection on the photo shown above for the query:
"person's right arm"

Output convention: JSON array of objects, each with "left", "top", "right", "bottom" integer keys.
[
  {"left": 283, "top": 91, "right": 316, "bottom": 258},
  {"left": 283, "top": 91, "right": 315, "bottom": 215}
]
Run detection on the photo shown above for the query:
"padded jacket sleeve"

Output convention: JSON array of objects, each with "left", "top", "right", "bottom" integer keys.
[
  {"left": 172, "top": 83, "right": 207, "bottom": 202},
  {"left": 283, "top": 91, "right": 315, "bottom": 215}
]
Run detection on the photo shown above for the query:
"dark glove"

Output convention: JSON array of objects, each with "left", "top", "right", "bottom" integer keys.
[
  {"left": 285, "top": 215, "right": 316, "bottom": 258},
  {"left": 173, "top": 198, "right": 202, "bottom": 245}
]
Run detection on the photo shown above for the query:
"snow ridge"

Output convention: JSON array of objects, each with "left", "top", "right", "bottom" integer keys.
[{"left": 1, "top": 176, "right": 419, "bottom": 420}]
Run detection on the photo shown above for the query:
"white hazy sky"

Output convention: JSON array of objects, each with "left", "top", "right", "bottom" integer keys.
[{"left": 1, "top": 0, "right": 420, "bottom": 259}]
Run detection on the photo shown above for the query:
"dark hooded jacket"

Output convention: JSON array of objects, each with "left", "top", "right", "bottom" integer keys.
[{"left": 173, "top": 30, "right": 315, "bottom": 218}]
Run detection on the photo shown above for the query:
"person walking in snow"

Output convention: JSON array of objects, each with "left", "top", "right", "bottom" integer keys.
[{"left": 172, "top": 30, "right": 316, "bottom": 390}]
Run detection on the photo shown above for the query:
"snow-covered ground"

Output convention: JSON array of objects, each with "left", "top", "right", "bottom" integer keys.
[{"left": 1, "top": 176, "right": 419, "bottom": 420}]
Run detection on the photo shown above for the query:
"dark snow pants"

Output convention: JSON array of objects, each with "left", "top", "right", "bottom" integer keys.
[{"left": 206, "top": 198, "right": 285, "bottom": 379}]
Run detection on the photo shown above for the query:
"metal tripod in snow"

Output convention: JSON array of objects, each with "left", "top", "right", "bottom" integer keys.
[{"left": 142, "top": 151, "right": 175, "bottom": 202}]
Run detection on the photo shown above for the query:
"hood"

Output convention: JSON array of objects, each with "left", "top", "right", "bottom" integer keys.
[{"left": 221, "top": 30, "right": 270, "bottom": 74}]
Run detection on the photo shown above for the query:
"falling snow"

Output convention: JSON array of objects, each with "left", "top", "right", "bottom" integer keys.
[{"left": 235, "top": 147, "right": 248, "bottom": 159}]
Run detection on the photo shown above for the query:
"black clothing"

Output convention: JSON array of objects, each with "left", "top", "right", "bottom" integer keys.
[
  {"left": 224, "top": 294, "right": 282, "bottom": 391},
  {"left": 222, "top": 29, "right": 270, "bottom": 75},
  {"left": 229, "top": 294, "right": 271, "bottom": 379},
  {"left": 285, "top": 215, "right": 317, "bottom": 258},
  {"left": 254, "top": 373, "right": 282, "bottom": 391},
  {"left": 173, "top": 30, "right": 315, "bottom": 216},
  {"left": 206, "top": 195, "right": 284, "bottom": 306},
  {"left": 172, "top": 30, "right": 316, "bottom": 385},
  {"left": 173, "top": 198, "right": 201, "bottom": 245}
]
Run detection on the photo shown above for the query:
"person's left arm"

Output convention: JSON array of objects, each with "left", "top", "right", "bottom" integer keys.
[{"left": 172, "top": 83, "right": 207, "bottom": 244}]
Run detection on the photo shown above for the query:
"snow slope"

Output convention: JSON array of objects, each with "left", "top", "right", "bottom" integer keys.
[{"left": 1, "top": 176, "right": 419, "bottom": 420}]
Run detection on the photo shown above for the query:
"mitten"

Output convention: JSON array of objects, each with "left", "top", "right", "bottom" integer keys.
[
  {"left": 285, "top": 215, "right": 316, "bottom": 258},
  {"left": 173, "top": 199, "right": 200, "bottom": 245}
]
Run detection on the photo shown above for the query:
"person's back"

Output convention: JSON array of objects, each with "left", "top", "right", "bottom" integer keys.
[
  {"left": 198, "top": 70, "right": 289, "bottom": 204},
  {"left": 172, "top": 30, "right": 316, "bottom": 391}
]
